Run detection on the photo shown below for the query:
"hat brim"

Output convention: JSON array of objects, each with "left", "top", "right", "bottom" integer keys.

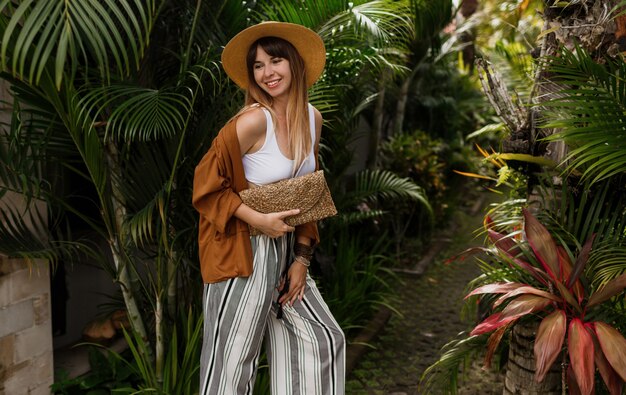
[{"left": 221, "top": 22, "right": 326, "bottom": 89}]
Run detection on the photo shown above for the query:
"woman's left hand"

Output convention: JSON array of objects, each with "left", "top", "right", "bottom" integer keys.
[{"left": 278, "top": 260, "right": 308, "bottom": 306}]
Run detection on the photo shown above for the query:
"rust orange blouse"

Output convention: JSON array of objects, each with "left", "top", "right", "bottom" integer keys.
[{"left": 192, "top": 117, "right": 320, "bottom": 283}]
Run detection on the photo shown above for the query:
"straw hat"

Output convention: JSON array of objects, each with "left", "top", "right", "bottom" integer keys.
[{"left": 221, "top": 21, "right": 326, "bottom": 89}]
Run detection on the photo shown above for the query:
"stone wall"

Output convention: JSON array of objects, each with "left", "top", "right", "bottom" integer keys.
[{"left": 0, "top": 258, "right": 53, "bottom": 395}]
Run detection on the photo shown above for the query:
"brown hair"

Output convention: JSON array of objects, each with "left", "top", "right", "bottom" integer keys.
[{"left": 240, "top": 36, "right": 311, "bottom": 173}]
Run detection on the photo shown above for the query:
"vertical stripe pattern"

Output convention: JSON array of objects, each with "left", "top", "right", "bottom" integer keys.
[{"left": 200, "top": 235, "right": 345, "bottom": 394}]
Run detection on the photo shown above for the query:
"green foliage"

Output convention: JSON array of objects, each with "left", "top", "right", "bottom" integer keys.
[
  {"left": 318, "top": 226, "right": 397, "bottom": 333},
  {"left": 0, "top": 0, "right": 484, "bottom": 391},
  {"left": 0, "top": 0, "right": 157, "bottom": 88},
  {"left": 91, "top": 307, "right": 203, "bottom": 394},
  {"left": 425, "top": 170, "right": 626, "bottom": 393},
  {"left": 402, "top": 59, "right": 487, "bottom": 141},
  {"left": 541, "top": 46, "right": 626, "bottom": 184},
  {"left": 51, "top": 297, "right": 202, "bottom": 394},
  {"left": 380, "top": 130, "right": 449, "bottom": 204},
  {"left": 51, "top": 347, "right": 137, "bottom": 394},
  {"left": 419, "top": 335, "right": 488, "bottom": 394}
]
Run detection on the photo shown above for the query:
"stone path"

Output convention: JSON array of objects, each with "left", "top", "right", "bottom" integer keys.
[{"left": 346, "top": 194, "right": 505, "bottom": 394}]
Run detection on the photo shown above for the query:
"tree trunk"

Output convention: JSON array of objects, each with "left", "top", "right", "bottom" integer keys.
[
  {"left": 393, "top": 74, "right": 412, "bottom": 136},
  {"left": 459, "top": 0, "right": 478, "bottom": 72},
  {"left": 367, "top": 69, "right": 388, "bottom": 169},
  {"left": 503, "top": 321, "right": 561, "bottom": 395},
  {"left": 105, "top": 142, "right": 151, "bottom": 357},
  {"left": 534, "top": 0, "right": 622, "bottom": 164}
]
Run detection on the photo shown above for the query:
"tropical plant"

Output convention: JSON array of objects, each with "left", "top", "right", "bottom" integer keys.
[
  {"left": 424, "top": 203, "right": 626, "bottom": 394},
  {"left": 541, "top": 45, "right": 626, "bottom": 185},
  {"left": 0, "top": 0, "right": 244, "bottom": 388},
  {"left": 318, "top": 168, "right": 430, "bottom": 327},
  {"left": 426, "top": 1, "right": 626, "bottom": 394},
  {"left": 51, "top": 347, "right": 137, "bottom": 394},
  {"left": 0, "top": 0, "right": 432, "bottom": 391}
]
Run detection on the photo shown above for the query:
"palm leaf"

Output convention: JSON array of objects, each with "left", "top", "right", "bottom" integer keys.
[
  {"left": 78, "top": 85, "right": 192, "bottom": 142},
  {"left": 0, "top": 0, "right": 157, "bottom": 88},
  {"left": 419, "top": 334, "right": 487, "bottom": 394},
  {"left": 0, "top": 196, "right": 100, "bottom": 264},
  {"left": 347, "top": 169, "right": 432, "bottom": 213},
  {"left": 257, "top": 0, "right": 412, "bottom": 71},
  {"left": 541, "top": 46, "right": 626, "bottom": 184},
  {"left": 411, "top": 0, "right": 453, "bottom": 46},
  {"left": 117, "top": 143, "right": 173, "bottom": 246}
]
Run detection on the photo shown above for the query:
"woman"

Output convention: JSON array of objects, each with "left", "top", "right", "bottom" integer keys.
[{"left": 192, "top": 22, "right": 345, "bottom": 395}]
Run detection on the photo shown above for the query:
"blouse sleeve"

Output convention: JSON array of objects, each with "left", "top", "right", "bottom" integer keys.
[{"left": 192, "top": 134, "right": 243, "bottom": 234}]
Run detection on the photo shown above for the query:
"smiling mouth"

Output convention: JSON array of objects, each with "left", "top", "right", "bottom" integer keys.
[{"left": 266, "top": 79, "right": 281, "bottom": 88}]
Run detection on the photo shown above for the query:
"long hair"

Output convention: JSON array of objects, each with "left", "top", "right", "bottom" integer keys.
[{"left": 240, "top": 36, "right": 310, "bottom": 174}]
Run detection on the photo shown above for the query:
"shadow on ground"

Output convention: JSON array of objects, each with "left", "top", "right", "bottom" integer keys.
[{"left": 346, "top": 192, "right": 505, "bottom": 395}]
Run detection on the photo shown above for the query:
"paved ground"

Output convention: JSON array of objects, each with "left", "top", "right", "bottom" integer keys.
[{"left": 346, "top": 194, "right": 505, "bottom": 394}]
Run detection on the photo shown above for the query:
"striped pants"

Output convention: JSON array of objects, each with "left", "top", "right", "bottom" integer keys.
[{"left": 200, "top": 235, "right": 345, "bottom": 395}]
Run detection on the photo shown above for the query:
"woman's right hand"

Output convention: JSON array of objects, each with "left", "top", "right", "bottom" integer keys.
[{"left": 252, "top": 209, "right": 300, "bottom": 238}]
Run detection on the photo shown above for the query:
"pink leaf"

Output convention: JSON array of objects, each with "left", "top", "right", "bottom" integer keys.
[
  {"left": 588, "top": 324, "right": 623, "bottom": 395},
  {"left": 558, "top": 246, "right": 585, "bottom": 304},
  {"left": 511, "top": 257, "right": 550, "bottom": 286},
  {"left": 470, "top": 296, "right": 551, "bottom": 336},
  {"left": 568, "top": 365, "right": 583, "bottom": 395},
  {"left": 470, "top": 313, "right": 518, "bottom": 336},
  {"left": 465, "top": 282, "right": 526, "bottom": 299},
  {"left": 523, "top": 209, "right": 560, "bottom": 281},
  {"left": 594, "top": 322, "right": 626, "bottom": 381},
  {"left": 488, "top": 229, "right": 524, "bottom": 257},
  {"left": 493, "top": 286, "right": 562, "bottom": 308},
  {"left": 555, "top": 282, "right": 583, "bottom": 315},
  {"left": 500, "top": 294, "right": 552, "bottom": 318},
  {"left": 567, "top": 234, "right": 595, "bottom": 289},
  {"left": 569, "top": 318, "right": 595, "bottom": 395},
  {"left": 484, "top": 324, "right": 509, "bottom": 369},
  {"left": 588, "top": 273, "right": 626, "bottom": 308},
  {"left": 534, "top": 310, "right": 566, "bottom": 382}
]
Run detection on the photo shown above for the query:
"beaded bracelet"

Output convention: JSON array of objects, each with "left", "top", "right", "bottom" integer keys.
[{"left": 294, "top": 255, "right": 311, "bottom": 267}]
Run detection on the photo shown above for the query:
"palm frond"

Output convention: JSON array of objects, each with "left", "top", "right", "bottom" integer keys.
[
  {"left": 329, "top": 208, "right": 386, "bottom": 226},
  {"left": 0, "top": 196, "right": 100, "bottom": 264},
  {"left": 117, "top": 142, "right": 173, "bottom": 245},
  {"left": 78, "top": 85, "right": 192, "bottom": 142},
  {"left": 589, "top": 245, "right": 626, "bottom": 288},
  {"left": 348, "top": 169, "right": 432, "bottom": 214},
  {"left": 419, "top": 334, "right": 487, "bottom": 394},
  {"left": 540, "top": 46, "right": 626, "bottom": 184},
  {"left": 0, "top": 0, "right": 157, "bottom": 88},
  {"left": 257, "top": 0, "right": 412, "bottom": 73},
  {"left": 0, "top": 103, "right": 45, "bottom": 197},
  {"left": 411, "top": 0, "right": 453, "bottom": 42},
  {"left": 318, "top": 0, "right": 413, "bottom": 46},
  {"left": 488, "top": 41, "right": 535, "bottom": 101}
]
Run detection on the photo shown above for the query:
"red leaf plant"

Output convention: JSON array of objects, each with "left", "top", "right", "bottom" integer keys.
[{"left": 467, "top": 208, "right": 626, "bottom": 394}]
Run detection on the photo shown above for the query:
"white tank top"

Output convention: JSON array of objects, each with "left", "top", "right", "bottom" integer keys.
[{"left": 242, "top": 104, "right": 316, "bottom": 185}]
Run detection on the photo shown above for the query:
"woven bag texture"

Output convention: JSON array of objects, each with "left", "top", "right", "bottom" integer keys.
[{"left": 239, "top": 170, "right": 337, "bottom": 236}]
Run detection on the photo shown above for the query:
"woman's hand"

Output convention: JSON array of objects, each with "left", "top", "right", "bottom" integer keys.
[
  {"left": 278, "top": 260, "right": 308, "bottom": 306},
  {"left": 254, "top": 209, "right": 300, "bottom": 238},
  {"left": 234, "top": 204, "right": 299, "bottom": 238}
]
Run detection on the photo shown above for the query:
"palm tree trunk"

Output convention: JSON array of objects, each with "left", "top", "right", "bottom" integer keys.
[
  {"left": 105, "top": 141, "right": 151, "bottom": 355},
  {"left": 367, "top": 69, "right": 389, "bottom": 169},
  {"left": 503, "top": 321, "right": 561, "bottom": 394},
  {"left": 167, "top": 254, "right": 177, "bottom": 318},
  {"left": 156, "top": 292, "right": 164, "bottom": 385},
  {"left": 459, "top": 0, "right": 478, "bottom": 72},
  {"left": 393, "top": 72, "right": 413, "bottom": 136}
]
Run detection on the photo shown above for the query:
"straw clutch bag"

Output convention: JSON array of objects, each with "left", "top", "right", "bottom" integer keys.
[{"left": 239, "top": 170, "right": 337, "bottom": 236}]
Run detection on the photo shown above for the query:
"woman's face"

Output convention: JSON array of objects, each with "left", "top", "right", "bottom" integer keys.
[{"left": 253, "top": 45, "right": 292, "bottom": 100}]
